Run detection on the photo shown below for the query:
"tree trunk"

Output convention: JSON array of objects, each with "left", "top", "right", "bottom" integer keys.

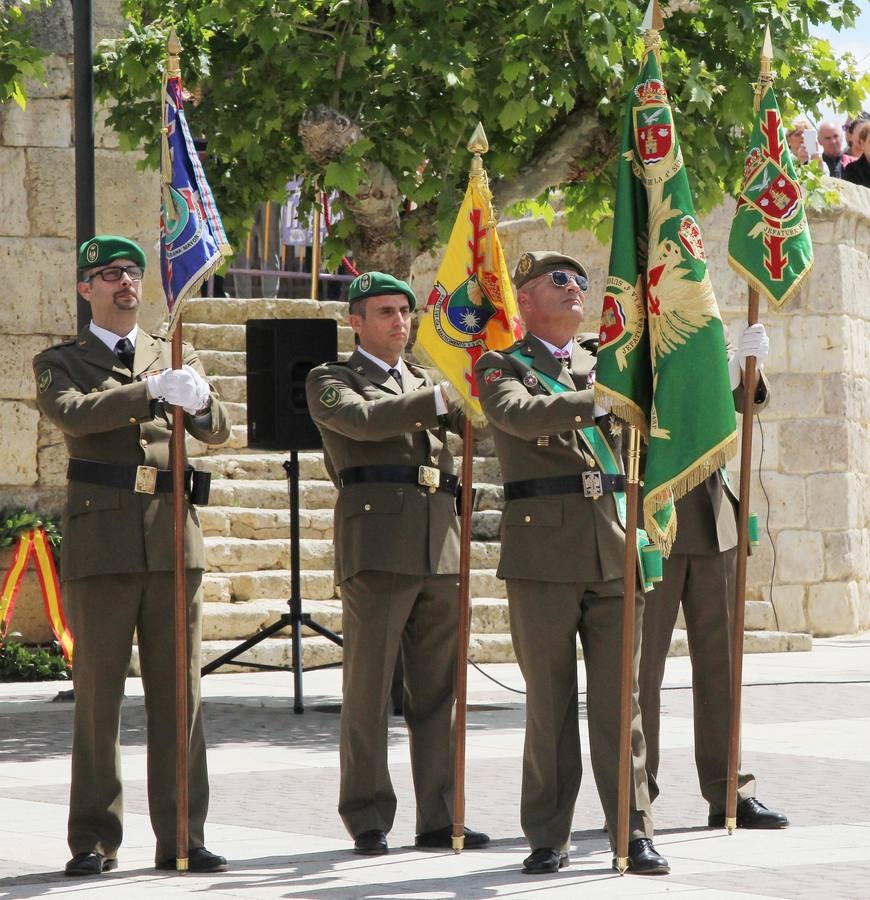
[{"left": 299, "top": 102, "right": 615, "bottom": 276}]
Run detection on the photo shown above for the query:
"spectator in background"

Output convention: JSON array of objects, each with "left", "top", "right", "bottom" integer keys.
[
  {"left": 786, "top": 119, "right": 811, "bottom": 165},
  {"left": 843, "top": 123, "right": 870, "bottom": 188},
  {"left": 845, "top": 112, "right": 870, "bottom": 157},
  {"left": 818, "top": 120, "right": 854, "bottom": 178}
]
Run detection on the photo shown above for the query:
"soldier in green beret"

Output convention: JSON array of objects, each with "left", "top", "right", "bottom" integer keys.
[
  {"left": 33, "top": 235, "right": 231, "bottom": 876},
  {"left": 475, "top": 249, "right": 668, "bottom": 876},
  {"left": 305, "top": 271, "right": 489, "bottom": 855}
]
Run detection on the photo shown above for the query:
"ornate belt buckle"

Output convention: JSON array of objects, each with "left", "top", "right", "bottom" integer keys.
[
  {"left": 582, "top": 470, "right": 603, "bottom": 500},
  {"left": 134, "top": 465, "right": 158, "bottom": 494},
  {"left": 418, "top": 465, "right": 440, "bottom": 493}
]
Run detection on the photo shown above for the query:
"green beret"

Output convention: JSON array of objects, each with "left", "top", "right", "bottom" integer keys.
[
  {"left": 513, "top": 250, "right": 587, "bottom": 289},
  {"left": 78, "top": 235, "right": 147, "bottom": 271},
  {"left": 348, "top": 271, "right": 416, "bottom": 312}
]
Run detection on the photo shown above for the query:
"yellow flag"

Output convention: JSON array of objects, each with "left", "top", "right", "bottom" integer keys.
[{"left": 413, "top": 174, "right": 522, "bottom": 424}]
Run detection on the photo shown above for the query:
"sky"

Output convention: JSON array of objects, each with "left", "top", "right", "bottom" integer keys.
[{"left": 812, "top": 0, "right": 870, "bottom": 126}]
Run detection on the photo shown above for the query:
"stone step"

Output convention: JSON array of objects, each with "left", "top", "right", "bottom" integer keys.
[
  {"left": 199, "top": 349, "right": 246, "bottom": 377},
  {"left": 197, "top": 634, "right": 344, "bottom": 675},
  {"left": 203, "top": 535, "right": 501, "bottom": 574},
  {"left": 208, "top": 477, "right": 338, "bottom": 510},
  {"left": 137, "top": 625, "right": 810, "bottom": 677},
  {"left": 199, "top": 596, "right": 510, "bottom": 644},
  {"left": 183, "top": 322, "right": 355, "bottom": 353},
  {"left": 189, "top": 424, "right": 251, "bottom": 457},
  {"left": 201, "top": 598, "right": 343, "bottom": 641},
  {"left": 195, "top": 452, "right": 502, "bottom": 483},
  {"left": 202, "top": 568, "right": 507, "bottom": 603},
  {"left": 203, "top": 569, "right": 338, "bottom": 603},
  {"left": 210, "top": 374, "right": 247, "bottom": 403},
  {"left": 200, "top": 504, "right": 501, "bottom": 542},
  {"left": 183, "top": 296, "right": 346, "bottom": 325},
  {"left": 674, "top": 599, "right": 778, "bottom": 633}
]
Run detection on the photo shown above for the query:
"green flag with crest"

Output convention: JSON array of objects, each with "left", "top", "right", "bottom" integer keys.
[
  {"left": 728, "top": 82, "right": 813, "bottom": 307},
  {"left": 595, "top": 44, "right": 737, "bottom": 556}
]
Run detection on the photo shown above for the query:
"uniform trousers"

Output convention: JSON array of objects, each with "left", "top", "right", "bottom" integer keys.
[
  {"left": 638, "top": 548, "right": 756, "bottom": 813},
  {"left": 338, "top": 570, "right": 460, "bottom": 837},
  {"left": 65, "top": 570, "right": 208, "bottom": 861},
  {"left": 506, "top": 578, "right": 653, "bottom": 850}
]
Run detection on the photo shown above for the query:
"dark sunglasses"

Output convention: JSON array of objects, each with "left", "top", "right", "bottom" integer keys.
[
  {"left": 82, "top": 265, "right": 145, "bottom": 283},
  {"left": 549, "top": 270, "right": 588, "bottom": 291}
]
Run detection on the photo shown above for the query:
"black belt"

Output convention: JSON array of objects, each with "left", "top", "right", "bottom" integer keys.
[
  {"left": 504, "top": 471, "right": 625, "bottom": 501},
  {"left": 339, "top": 465, "right": 459, "bottom": 495},
  {"left": 67, "top": 458, "right": 191, "bottom": 495}
]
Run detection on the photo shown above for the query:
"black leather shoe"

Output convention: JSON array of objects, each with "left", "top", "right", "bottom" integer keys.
[
  {"left": 708, "top": 798, "right": 789, "bottom": 829},
  {"left": 415, "top": 825, "right": 490, "bottom": 849},
  {"left": 65, "top": 851, "right": 118, "bottom": 876},
  {"left": 522, "top": 848, "right": 569, "bottom": 874},
  {"left": 615, "top": 838, "right": 669, "bottom": 875},
  {"left": 353, "top": 830, "right": 388, "bottom": 855},
  {"left": 156, "top": 847, "right": 227, "bottom": 872}
]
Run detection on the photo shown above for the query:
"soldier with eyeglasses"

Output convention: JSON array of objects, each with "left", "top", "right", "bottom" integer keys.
[
  {"left": 475, "top": 250, "right": 668, "bottom": 876},
  {"left": 32, "top": 235, "right": 230, "bottom": 877}
]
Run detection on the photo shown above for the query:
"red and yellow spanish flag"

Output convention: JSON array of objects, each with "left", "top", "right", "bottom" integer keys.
[{"left": 413, "top": 138, "right": 522, "bottom": 424}]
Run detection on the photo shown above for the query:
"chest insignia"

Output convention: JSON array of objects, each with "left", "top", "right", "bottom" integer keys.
[{"left": 523, "top": 372, "right": 539, "bottom": 388}]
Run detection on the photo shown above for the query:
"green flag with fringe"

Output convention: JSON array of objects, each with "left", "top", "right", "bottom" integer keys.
[
  {"left": 728, "top": 82, "right": 813, "bottom": 307},
  {"left": 594, "top": 47, "right": 737, "bottom": 556}
]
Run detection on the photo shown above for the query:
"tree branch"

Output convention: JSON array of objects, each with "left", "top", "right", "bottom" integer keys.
[{"left": 492, "top": 103, "right": 616, "bottom": 210}]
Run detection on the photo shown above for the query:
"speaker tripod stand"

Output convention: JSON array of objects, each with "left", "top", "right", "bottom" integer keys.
[{"left": 201, "top": 452, "right": 343, "bottom": 712}]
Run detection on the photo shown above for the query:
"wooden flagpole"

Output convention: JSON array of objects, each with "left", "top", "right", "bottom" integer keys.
[
  {"left": 614, "top": 425, "right": 641, "bottom": 873},
  {"left": 452, "top": 124, "right": 490, "bottom": 853},
  {"left": 724, "top": 26, "right": 773, "bottom": 834},
  {"left": 452, "top": 417, "right": 474, "bottom": 853},
  {"left": 165, "top": 29, "right": 190, "bottom": 872}
]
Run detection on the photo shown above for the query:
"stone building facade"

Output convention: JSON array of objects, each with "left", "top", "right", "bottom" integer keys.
[{"left": 3, "top": 5, "right": 869, "bottom": 640}]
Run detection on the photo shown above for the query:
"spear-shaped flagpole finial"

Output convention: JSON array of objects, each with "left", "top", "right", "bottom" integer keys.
[
  {"left": 467, "top": 122, "right": 489, "bottom": 177},
  {"left": 754, "top": 24, "right": 774, "bottom": 108},
  {"left": 760, "top": 24, "right": 773, "bottom": 81},
  {"left": 167, "top": 28, "right": 182, "bottom": 79},
  {"left": 642, "top": 0, "right": 664, "bottom": 55}
]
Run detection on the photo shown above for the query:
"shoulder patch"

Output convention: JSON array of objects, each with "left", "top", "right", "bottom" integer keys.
[
  {"left": 483, "top": 368, "right": 503, "bottom": 385},
  {"left": 37, "top": 369, "right": 52, "bottom": 393},
  {"left": 319, "top": 386, "right": 340, "bottom": 408}
]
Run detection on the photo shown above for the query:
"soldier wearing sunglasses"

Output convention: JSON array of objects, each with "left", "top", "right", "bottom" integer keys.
[
  {"left": 475, "top": 250, "right": 667, "bottom": 877},
  {"left": 33, "top": 235, "right": 230, "bottom": 877}
]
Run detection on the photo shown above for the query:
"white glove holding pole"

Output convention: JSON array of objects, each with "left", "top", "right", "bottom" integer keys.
[
  {"left": 728, "top": 323, "right": 769, "bottom": 390},
  {"left": 144, "top": 365, "right": 210, "bottom": 414}
]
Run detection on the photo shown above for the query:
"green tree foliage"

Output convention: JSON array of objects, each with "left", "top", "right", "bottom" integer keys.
[
  {"left": 0, "top": 1, "right": 50, "bottom": 108},
  {"left": 94, "top": 0, "right": 870, "bottom": 271}
]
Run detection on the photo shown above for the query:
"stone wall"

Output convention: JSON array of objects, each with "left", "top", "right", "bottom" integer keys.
[
  {"left": 0, "top": 1, "right": 161, "bottom": 513},
  {"left": 411, "top": 184, "right": 870, "bottom": 636}
]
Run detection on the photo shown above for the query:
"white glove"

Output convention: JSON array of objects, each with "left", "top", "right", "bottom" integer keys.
[
  {"left": 181, "top": 364, "right": 212, "bottom": 413},
  {"left": 144, "top": 366, "right": 209, "bottom": 414},
  {"left": 728, "top": 323, "right": 769, "bottom": 389}
]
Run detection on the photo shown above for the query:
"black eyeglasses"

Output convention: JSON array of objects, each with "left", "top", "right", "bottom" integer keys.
[
  {"left": 82, "top": 265, "right": 145, "bottom": 283},
  {"left": 549, "top": 270, "right": 588, "bottom": 291}
]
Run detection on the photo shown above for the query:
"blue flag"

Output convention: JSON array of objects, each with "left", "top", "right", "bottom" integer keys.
[{"left": 161, "top": 74, "right": 231, "bottom": 334}]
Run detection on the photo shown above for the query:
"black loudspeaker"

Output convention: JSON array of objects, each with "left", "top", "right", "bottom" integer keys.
[{"left": 246, "top": 318, "right": 338, "bottom": 450}]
